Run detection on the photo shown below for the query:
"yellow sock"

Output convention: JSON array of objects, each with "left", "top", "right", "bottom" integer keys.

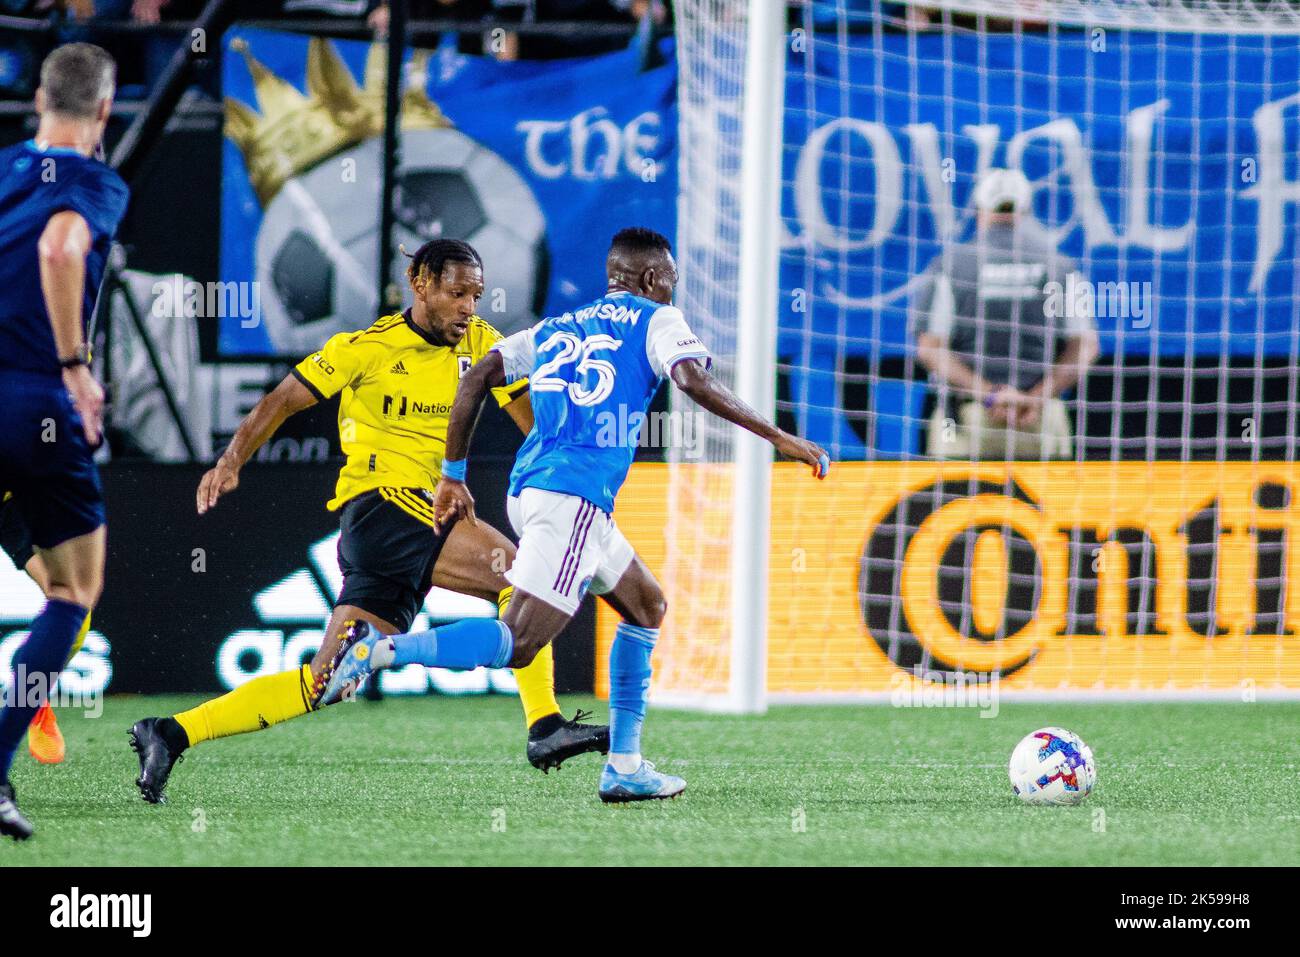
[
  {"left": 502, "top": 585, "right": 561, "bottom": 727},
  {"left": 174, "top": 665, "right": 315, "bottom": 747},
  {"left": 67, "top": 612, "right": 90, "bottom": 663},
  {"left": 515, "top": 643, "right": 561, "bottom": 727}
]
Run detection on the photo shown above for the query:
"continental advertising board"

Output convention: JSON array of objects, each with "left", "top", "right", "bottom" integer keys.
[{"left": 597, "top": 462, "right": 1300, "bottom": 698}]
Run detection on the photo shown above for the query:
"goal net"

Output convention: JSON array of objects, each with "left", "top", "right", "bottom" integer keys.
[{"left": 626, "top": 0, "right": 1300, "bottom": 709}]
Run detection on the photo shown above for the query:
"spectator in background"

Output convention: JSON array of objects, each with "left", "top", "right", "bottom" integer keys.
[
  {"left": 130, "top": 0, "right": 166, "bottom": 22},
  {"left": 608, "top": 0, "right": 667, "bottom": 26},
  {"left": 367, "top": 0, "right": 663, "bottom": 60},
  {"left": 0, "top": 1, "right": 43, "bottom": 99},
  {"left": 31, "top": 0, "right": 96, "bottom": 17},
  {"left": 367, "top": 0, "right": 498, "bottom": 56},
  {"left": 281, "top": 0, "right": 370, "bottom": 17},
  {"left": 913, "top": 168, "right": 1099, "bottom": 460},
  {"left": 881, "top": 2, "right": 932, "bottom": 30},
  {"left": 510, "top": 0, "right": 660, "bottom": 58}
]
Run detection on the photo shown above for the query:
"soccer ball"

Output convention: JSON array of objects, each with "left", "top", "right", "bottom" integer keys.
[
  {"left": 256, "top": 127, "right": 547, "bottom": 356},
  {"left": 1008, "top": 727, "right": 1096, "bottom": 806}
]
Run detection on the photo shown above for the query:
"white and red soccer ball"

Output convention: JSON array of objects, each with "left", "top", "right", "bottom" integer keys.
[{"left": 1009, "top": 727, "right": 1096, "bottom": 806}]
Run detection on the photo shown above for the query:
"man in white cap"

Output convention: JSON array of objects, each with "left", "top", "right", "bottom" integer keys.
[{"left": 913, "top": 168, "right": 1099, "bottom": 459}]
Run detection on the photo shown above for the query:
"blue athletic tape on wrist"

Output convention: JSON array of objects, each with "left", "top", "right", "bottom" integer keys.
[{"left": 442, "top": 458, "right": 467, "bottom": 482}]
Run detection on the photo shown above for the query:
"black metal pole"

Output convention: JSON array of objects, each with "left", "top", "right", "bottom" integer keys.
[
  {"left": 99, "top": 1, "right": 239, "bottom": 464},
  {"left": 377, "top": 0, "right": 410, "bottom": 315}
]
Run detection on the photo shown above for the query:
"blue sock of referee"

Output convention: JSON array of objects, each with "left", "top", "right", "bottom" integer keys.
[{"left": 0, "top": 598, "right": 87, "bottom": 782}]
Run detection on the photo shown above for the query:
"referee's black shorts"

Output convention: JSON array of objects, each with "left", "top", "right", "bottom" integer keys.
[
  {"left": 335, "top": 488, "right": 449, "bottom": 633},
  {"left": 0, "top": 371, "right": 106, "bottom": 554},
  {"left": 0, "top": 492, "right": 35, "bottom": 571}
]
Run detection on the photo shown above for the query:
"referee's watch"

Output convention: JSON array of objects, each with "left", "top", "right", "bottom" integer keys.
[{"left": 59, "top": 345, "right": 91, "bottom": 369}]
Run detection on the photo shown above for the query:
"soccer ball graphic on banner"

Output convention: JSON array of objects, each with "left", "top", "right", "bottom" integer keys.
[
  {"left": 256, "top": 126, "right": 547, "bottom": 356},
  {"left": 1008, "top": 728, "right": 1096, "bottom": 806},
  {"left": 224, "top": 38, "right": 547, "bottom": 357}
]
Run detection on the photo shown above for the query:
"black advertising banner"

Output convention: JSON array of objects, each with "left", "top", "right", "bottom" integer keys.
[{"left": 0, "top": 461, "right": 594, "bottom": 697}]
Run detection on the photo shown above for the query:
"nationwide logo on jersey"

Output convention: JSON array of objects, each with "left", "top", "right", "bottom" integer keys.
[
  {"left": 382, "top": 394, "right": 409, "bottom": 419},
  {"left": 381, "top": 394, "right": 453, "bottom": 419},
  {"left": 390, "top": 360, "right": 409, "bottom": 375},
  {"left": 214, "top": 531, "right": 517, "bottom": 697}
]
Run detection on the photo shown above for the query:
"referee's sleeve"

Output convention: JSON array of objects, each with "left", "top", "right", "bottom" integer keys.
[
  {"left": 293, "top": 332, "right": 364, "bottom": 400},
  {"left": 56, "top": 166, "right": 129, "bottom": 244}
]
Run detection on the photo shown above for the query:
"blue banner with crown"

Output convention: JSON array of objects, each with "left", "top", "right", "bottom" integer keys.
[{"left": 219, "top": 28, "right": 676, "bottom": 357}]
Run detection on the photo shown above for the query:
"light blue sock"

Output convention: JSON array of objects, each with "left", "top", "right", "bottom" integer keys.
[
  {"left": 389, "top": 619, "right": 513, "bottom": 671},
  {"left": 609, "top": 622, "right": 657, "bottom": 763}
]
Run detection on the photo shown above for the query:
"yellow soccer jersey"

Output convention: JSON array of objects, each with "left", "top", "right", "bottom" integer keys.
[{"left": 292, "top": 311, "right": 527, "bottom": 511}]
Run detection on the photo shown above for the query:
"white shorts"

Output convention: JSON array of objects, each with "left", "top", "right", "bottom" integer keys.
[{"left": 506, "top": 487, "right": 635, "bottom": 616}]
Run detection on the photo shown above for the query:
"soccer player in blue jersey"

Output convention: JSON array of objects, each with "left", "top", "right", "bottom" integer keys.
[
  {"left": 0, "top": 43, "right": 128, "bottom": 840},
  {"left": 322, "top": 227, "right": 829, "bottom": 802}
]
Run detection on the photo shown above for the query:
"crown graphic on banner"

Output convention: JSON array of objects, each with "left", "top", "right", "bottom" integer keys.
[{"left": 224, "top": 37, "right": 452, "bottom": 205}]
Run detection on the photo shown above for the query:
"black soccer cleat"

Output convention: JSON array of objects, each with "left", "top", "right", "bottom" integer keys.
[
  {"left": 0, "top": 782, "right": 33, "bottom": 841},
  {"left": 129, "top": 718, "right": 185, "bottom": 805},
  {"left": 527, "top": 709, "right": 611, "bottom": 773}
]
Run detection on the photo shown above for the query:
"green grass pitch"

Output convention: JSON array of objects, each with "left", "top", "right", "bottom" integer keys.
[{"left": 3, "top": 695, "right": 1298, "bottom": 866}]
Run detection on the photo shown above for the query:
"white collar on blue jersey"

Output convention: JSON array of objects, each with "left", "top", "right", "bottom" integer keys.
[{"left": 27, "top": 138, "right": 89, "bottom": 157}]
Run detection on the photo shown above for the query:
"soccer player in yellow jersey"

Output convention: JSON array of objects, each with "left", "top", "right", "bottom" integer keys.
[{"left": 128, "top": 240, "right": 607, "bottom": 803}]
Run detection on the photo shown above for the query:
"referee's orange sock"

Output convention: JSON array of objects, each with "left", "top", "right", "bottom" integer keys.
[
  {"left": 500, "top": 586, "right": 562, "bottom": 730},
  {"left": 27, "top": 611, "right": 89, "bottom": 765}
]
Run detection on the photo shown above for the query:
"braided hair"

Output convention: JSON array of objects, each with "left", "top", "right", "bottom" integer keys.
[{"left": 404, "top": 239, "right": 483, "bottom": 287}]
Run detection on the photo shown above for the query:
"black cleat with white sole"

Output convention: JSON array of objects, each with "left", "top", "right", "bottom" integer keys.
[
  {"left": 527, "top": 710, "right": 610, "bottom": 773},
  {"left": 0, "top": 782, "right": 33, "bottom": 840}
]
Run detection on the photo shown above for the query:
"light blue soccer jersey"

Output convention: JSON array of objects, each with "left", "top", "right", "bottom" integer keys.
[{"left": 493, "top": 292, "right": 709, "bottom": 513}]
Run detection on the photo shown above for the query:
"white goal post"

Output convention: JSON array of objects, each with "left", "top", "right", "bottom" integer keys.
[{"left": 727, "top": 1, "right": 788, "bottom": 713}]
